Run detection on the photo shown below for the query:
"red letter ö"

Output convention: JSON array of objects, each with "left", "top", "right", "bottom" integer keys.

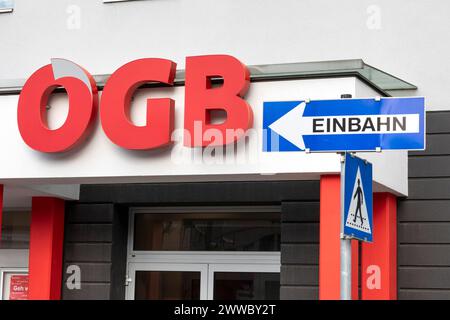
[{"left": 17, "top": 59, "right": 98, "bottom": 153}]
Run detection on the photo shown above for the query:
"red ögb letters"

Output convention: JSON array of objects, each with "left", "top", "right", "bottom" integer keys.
[{"left": 17, "top": 55, "right": 254, "bottom": 153}]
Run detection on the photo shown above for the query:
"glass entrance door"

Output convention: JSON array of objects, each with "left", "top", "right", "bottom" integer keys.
[
  {"left": 127, "top": 263, "right": 208, "bottom": 300},
  {"left": 207, "top": 264, "right": 280, "bottom": 300},
  {"left": 127, "top": 260, "right": 280, "bottom": 300},
  {"left": 126, "top": 207, "right": 281, "bottom": 300}
]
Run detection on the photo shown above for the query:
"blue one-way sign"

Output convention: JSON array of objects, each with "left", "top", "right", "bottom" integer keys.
[
  {"left": 342, "top": 153, "right": 373, "bottom": 242},
  {"left": 263, "top": 97, "right": 425, "bottom": 152}
]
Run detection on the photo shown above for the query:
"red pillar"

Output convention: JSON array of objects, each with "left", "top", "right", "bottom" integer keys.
[
  {"left": 28, "top": 197, "right": 65, "bottom": 300},
  {"left": 351, "top": 240, "right": 359, "bottom": 300},
  {"left": 0, "top": 185, "right": 3, "bottom": 243},
  {"left": 361, "top": 193, "right": 397, "bottom": 300},
  {"left": 319, "top": 175, "right": 359, "bottom": 300}
]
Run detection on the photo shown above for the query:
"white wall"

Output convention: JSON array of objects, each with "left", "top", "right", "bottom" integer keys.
[{"left": 0, "top": 0, "right": 449, "bottom": 110}]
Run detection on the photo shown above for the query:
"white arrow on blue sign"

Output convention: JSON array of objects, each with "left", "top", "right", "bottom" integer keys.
[{"left": 263, "top": 97, "right": 425, "bottom": 152}]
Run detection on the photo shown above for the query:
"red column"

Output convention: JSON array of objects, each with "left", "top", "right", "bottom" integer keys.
[
  {"left": 28, "top": 197, "right": 65, "bottom": 300},
  {"left": 319, "top": 175, "right": 359, "bottom": 299},
  {"left": 352, "top": 240, "right": 359, "bottom": 300},
  {"left": 361, "top": 193, "right": 397, "bottom": 300},
  {"left": 0, "top": 185, "right": 3, "bottom": 243}
]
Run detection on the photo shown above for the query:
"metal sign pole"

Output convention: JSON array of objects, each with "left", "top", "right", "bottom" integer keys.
[
  {"left": 340, "top": 152, "right": 352, "bottom": 300},
  {"left": 340, "top": 238, "right": 352, "bottom": 299}
]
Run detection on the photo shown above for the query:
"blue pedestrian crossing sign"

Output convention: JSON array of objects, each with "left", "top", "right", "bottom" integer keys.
[
  {"left": 263, "top": 97, "right": 425, "bottom": 152},
  {"left": 342, "top": 153, "right": 373, "bottom": 242}
]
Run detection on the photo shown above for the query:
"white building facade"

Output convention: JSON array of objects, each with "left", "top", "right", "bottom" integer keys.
[{"left": 0, "top": 0, "right": 448, "bottom": 300}]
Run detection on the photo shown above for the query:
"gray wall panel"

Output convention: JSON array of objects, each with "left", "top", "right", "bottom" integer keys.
[
  {"left": 62, "top": 263, "right": 111, "bottom": 283},
  {"left": 64, "top": 243, "right": 112, "bottom": 263},
  {"left": 280, "top": 201, "right": 320, "bottom": 300},
  {"left": 425, "top": 112, "right": 450, "bottom": 134},
  {"left": 407, "top": 178, "right": 450, "bottom": 200},
  {"left": 281, "top": 245, "right": 319, "bottom": 266},
  {"left": 65, "top": 204, "right": 114, "bottom": 224},
  {"left": 409, "top": 157, "right": 450, "bottom": 178},
  {"left": 281, "top": 202, "right": 319, "bottom": 223},
  {"left": 62, "top": 203, "right": 125, "bottom": 300},
  {"left": 280, "top": 286, "right": 319, "bottom": 300},
  {"left": 399, "top": 267, "right": 450, "bottom": 289},
  {"left": 280, "top": 265, "right": 318, "bottom": 286},
  {"left": 62, "top": 283, "right": 111, "bottom": 300},
  {"left": 410, "top": 134, "right": 450, "bottom": 156},
  {"left": 65, "top": 224, "right": 113, "bottom": 243},
  {"left": 398, "top": 110, "right": 450, "bottom": 299},
  {"left": 398, "top": 200, "right": 450, "bottom": 222},
  {"left": 399, "top": 245, "right": 450, "bottom": 266},
  {"left": 281, "top": 223, "right": 319, "bottom": 243},
  {"left": 399, "top": 289, "right": 450, "bottom": 300},
  {"left": 398, "top": 223, "right": 450, "bottom": 243}
]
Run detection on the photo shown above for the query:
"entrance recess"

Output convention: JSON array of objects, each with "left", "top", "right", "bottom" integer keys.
[
  {"left": 126, "top": 258, "right": 280, "bottom": 300},
  {"left": 126, "top": 206, "right": 281, "bottom": 300}
]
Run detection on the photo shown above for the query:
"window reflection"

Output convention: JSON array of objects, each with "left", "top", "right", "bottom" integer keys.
[
  {"left": 135, "top": 271, "right": 200, "bottom": 300},
  {"left": 214, "top": 272, "right": 280, "bottom": 300},
  {"left": 133, "top": 212, "right": 280, "bottom": 252},
  {"left": 1, "top": 211, "right": 30, "bottom": 249}
]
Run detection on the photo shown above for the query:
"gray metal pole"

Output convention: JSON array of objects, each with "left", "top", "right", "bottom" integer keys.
[
  {"left": 340, "top": 237, "right": 352, "bottom": 299},
  {"left": 339, "top": 95, "right": 353, "bottom": 300},
  {"left": 340, "top": 149, "right": 352, "bottom": 300}
]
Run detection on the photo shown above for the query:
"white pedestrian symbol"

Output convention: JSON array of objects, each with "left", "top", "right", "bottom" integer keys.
[{"left": 345, "top": 167, "right": 371, "bottom": 234}]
